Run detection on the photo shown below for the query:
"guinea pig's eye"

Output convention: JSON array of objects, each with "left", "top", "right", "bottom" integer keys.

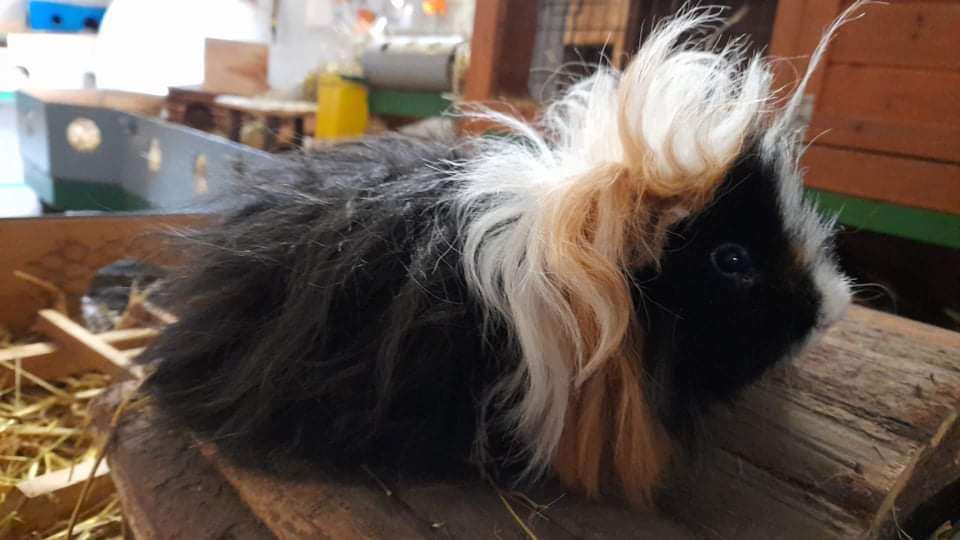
[{"left": 711, "top": 243, "right": 755, "bottom": 279}]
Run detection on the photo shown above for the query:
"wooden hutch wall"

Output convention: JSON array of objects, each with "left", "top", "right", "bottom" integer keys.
[{"left": 770, "top": 0, "right": 960, "bottom": 217}]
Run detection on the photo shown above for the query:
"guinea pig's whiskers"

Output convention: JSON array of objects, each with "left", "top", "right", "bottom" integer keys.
[{"left": 850, "top": 282, "right": 897, "bottom": 307}]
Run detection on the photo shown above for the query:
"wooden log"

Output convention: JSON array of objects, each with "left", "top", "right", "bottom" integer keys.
[
  {"left": 662, "top": 305, "right": 960, "bottom": 539},
  {"left": 97, "top": 306, "right": 960, "bottom": 539},
  {"left": 91, "top": 384, "right": 273, "bottom": 540},
  {"left": 0, "top": 328, "right": 156, "bottom": 389}
]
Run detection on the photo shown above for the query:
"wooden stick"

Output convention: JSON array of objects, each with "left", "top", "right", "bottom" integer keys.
[
  {"left": 0, "top": 328, "right": 157, "bottom": 389},
  {"left": 33, "top": 310, "right": 138, "bottom": 381}
]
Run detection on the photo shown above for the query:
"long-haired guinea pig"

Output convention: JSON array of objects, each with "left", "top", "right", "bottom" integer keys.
[{"left": 140, "top": 8, "right": 861, "bottom": 507}]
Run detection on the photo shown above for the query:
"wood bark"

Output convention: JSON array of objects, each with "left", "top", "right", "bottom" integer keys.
[
  {"left": 97, "top": 306, "right": 960, "bottom": 539},
  {"left": 92, "top": 384, "right": 274, "bottom": 540}
]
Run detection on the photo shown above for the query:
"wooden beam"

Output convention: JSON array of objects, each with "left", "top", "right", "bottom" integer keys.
[
  {"left": 817, "top": 65, "right": 960, "bottom": 129},
  {"left": 807, "top": 115, "right": 960, "bottom": 164},
  {"left": 33, "top": 310, "right": 139, "bottom": 380},
  {"left": 0, "top": 328, "right": 157, "bottom": 388},
  {"left": 464, "top": 0, "right": 539, "bottom": 101},
  {"left": 829, "top": 1, "right": 960, "bottom": 71}
]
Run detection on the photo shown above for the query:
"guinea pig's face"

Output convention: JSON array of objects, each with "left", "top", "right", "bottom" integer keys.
[{"left": 637, "top": 144, "right": 851, "bottom": 431}]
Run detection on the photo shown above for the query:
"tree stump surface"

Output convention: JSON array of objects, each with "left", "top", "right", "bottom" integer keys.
[{"left": 96, "top": 306, "right": 960, "bottom": 539}]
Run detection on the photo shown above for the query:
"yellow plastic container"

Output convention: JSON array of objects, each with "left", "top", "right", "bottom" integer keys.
[{"left": 315, "top": 73, "right": 369, "bottom": 141}]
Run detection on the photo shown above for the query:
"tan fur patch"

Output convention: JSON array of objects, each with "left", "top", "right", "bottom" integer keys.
[{"left": 553, "top": 344, "right": 671, "bottom": 507}]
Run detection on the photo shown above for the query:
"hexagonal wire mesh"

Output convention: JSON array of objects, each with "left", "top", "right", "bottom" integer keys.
[{"left": 527, "top": 0, "right": 779, "bottom": 102}]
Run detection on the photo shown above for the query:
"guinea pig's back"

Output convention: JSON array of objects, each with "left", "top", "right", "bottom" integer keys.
[{"left": 140, "top": 136, "right": 512, "bottom": 475}]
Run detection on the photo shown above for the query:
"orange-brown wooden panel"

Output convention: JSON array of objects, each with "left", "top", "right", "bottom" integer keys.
[
  {"left": 807, "top": 115, "right": 960, "bottom": 163},
  {"left": 768, "top": 0, "right": 845, "bottom": 96},
  {"left": 803, "top": 145, "right": 960, "bottom": 214},
  {"left": 464, "top": 0, "right": 538, "bottom": 101},
  {"left": 0, "top": 214, "right": 200, "bottom": 334},
  {"left": 817, "top": 64, "right": 960, "bottom": 127},
  {"left": 829, "top": 1, "right": 960, "bottom": 70}
]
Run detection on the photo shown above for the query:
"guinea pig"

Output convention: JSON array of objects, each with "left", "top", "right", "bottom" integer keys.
[{"left": 140, "top": 8, "right": 860, "bottom": 507}]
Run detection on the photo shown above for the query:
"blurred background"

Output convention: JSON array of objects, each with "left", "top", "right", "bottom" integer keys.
[{"left": 0, "top": 0, "right": 956, "bottom": 332}]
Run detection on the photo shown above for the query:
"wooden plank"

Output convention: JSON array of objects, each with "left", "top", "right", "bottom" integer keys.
[
  {"left": 464, "top": 0, "right": 538, "bottom": 100},
  {"left": 91, "top": 383, "right": 274, "bottom": 540},
  {"left": 33, "top": 310, "right": 138, "bottom": 380},
  {"left": 204, "top": 447, "right": 450, "bottom": 539},
  {"left": 463, "top": 0, "right": 502, "bottom": 101},
  {"left": 0, "top": 328, "right": 157, "bottom": 388},
  {"left": 768, "top": 0, "right": 808, "bottom": 61},
  {"left": 768, "top": 0, "right": 845, "bottom": 98},
  {"left": 803, "top": 145, "right": 960, "bottom": 214},
  {"left": 0, "top": 458, "right": 113, "bottom": 538},
  {"left": 829, "top": 1, "right": 960, "bottom": 71},
  {"left": 663, "top": 448, "right": 866, "bottom": 539},
  {"left": 807, "top": 115, "right": 960, "bottom": 163},
  {"left": 24, "top": 89, "right": 165, "bottom": 116},
  {"left": 0, "top": 214, "right": 200, "bottom": 335},
  {"left": 99, "top": 391, "right": 695, "bottom": 539},
  {"left": 203, "top": 38, "right": 269, "bottom": 97},
  {"left": 818, "top": 65, "right": 960, "bottom": 128}
]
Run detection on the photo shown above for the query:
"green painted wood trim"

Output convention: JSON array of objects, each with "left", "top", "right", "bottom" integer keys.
[
  {"left": 26, "top": 171, "right": 152, "bottom": 212},
  {"left": 368, "top": 89, "right": 451, "bottom": 119},
  {"left": 806, "top": 189, "right": 960, "bottom": 249}
]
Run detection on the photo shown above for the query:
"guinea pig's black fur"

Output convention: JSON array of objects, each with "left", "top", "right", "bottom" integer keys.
[
  {"left": 640, "top": 148, "right": 827, "bottom": 433},
  {"left": 143, "top": 138, "right": 516, "bottom": 473}
]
